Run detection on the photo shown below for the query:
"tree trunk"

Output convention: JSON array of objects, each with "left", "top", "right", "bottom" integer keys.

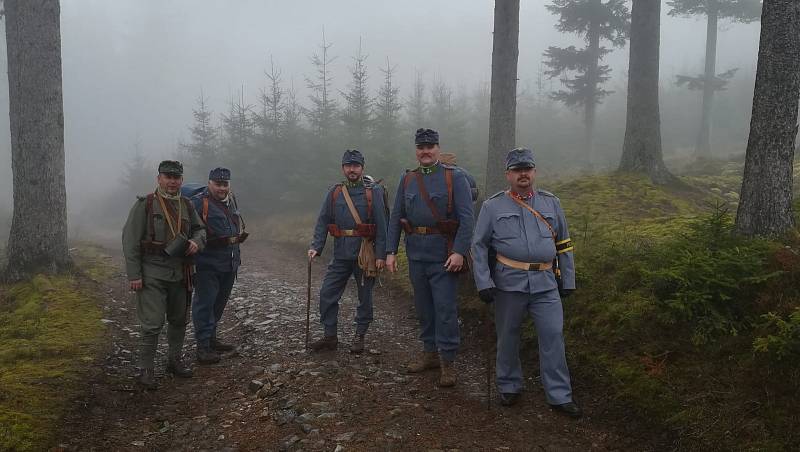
[
  {"left": 486, "top": 0, "right": 520, "bottom": 195},
  {"left": 4, "top": 0, "right": 70, "bottom": 281},
  {"left": 735, "top": 0, "right": 800, "bottom": 237},
  {"left": 584, "top": 0, "right": 602, "bottom": 168},
  {"left": 696, "top": 1, "right": 718, "bottom": 158},
  {"left": 619, "top": 0, "right": 673, "bottom": 184}
]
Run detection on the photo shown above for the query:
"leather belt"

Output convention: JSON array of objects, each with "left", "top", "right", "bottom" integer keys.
[{"left": 496, "top": 253, "right": 553, "bottom": 271}]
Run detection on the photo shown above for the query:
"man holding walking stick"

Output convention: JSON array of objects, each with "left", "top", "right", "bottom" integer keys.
[{"left": 307, "top": 150, "right": 388, "bottom": 353}]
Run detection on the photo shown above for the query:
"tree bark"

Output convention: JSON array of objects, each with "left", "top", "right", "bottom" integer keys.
[
  {"left": 4, "top": 0, "right": 70, "bottom": 281},
  {"left": 619, "top": 0, "right": 673, "bottom": 184},
  {"left": 735, "top": 0, "right": 800, "bottom": 237},
  {"left": 696, "top": 1, "right": 718, "bottom": 158},
  {"left": 584, "top": 0, "right": 602, "bottom": 168},
  {"left": 486, "top": 0, "right": 520, "bottom": 195}
]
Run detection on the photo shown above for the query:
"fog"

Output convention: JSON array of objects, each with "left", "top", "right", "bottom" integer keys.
[{"left": 0, "top": 0, "right": 762, "bottom": 240}]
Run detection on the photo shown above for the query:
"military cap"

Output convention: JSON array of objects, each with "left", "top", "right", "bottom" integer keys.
[
  {"left": 341, "top": 149, "right": 365, "bottom": 166},
  {"left": 505, "top": 147, "right": 536, "bottom": 170},
  {"left": 415, "top": 128, "right": 439, "bottom": 145},
  {"left": 208, "top": 167, "right": 231, "bottom": 181},
  {"left": 158, "top": 160, "right": 183, "bottom": 176}
]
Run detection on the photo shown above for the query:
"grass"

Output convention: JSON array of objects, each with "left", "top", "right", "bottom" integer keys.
[{"left": 0, "top": 247, "right": 109, "bottom": 451}]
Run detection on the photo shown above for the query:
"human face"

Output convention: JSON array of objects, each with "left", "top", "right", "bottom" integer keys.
[
  {"left": 208, "top": 179, "right": 230, "bottom": 201},
  {"left": 415, "top": 143, "right": 440, "bottom": 166},
  {"left": 505, "top": 166, "right": 536, "bottom": 193},
  {"left": 342, "top": 163, "right": 363, "bottom": 182},
  {"left": 157, "top": 173, "right": 183, "bottom": 195}
]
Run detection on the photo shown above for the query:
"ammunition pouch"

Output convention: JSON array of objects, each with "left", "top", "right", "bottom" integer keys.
[
  {"left": 163, "top": 233, "right": 189, "bottom": 257},
  {"left": 400, "top": 218, "right": 413, "bottom": 234}
]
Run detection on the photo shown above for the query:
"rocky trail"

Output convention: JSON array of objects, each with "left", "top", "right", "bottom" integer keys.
[{"left": 55, "top": 240, "right": 653, "bottom": 451}]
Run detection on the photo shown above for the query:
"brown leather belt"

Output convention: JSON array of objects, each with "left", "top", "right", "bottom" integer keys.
[
  {"left": 140, "top": 241, "right": 166, "bottom": 255},
  {"left": 207, "top": 236, "right": 242, "bottom": 247},
  {"left": 411, "top": 226, "right": 442, "bottom": 235},
  {"left": 496, "top": 253, "right": 553, "bottom": 271}
]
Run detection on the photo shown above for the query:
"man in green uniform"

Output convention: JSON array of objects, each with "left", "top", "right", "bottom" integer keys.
[{"left": 122, "top": 160, "right": 206, "bottom": 389}]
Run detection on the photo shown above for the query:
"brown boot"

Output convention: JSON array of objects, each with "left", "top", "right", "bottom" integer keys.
[
  {"left": 137, "top": 368, "right": 158, "bottom": 390},
  {"left": 349, "top": 333, "right": 365, "bottom": 354},
  {"left": 211, "top": 336, "right": 236, "bottom": 352},
  {"left": 309, "top": 335, "right": 338, "bottom": 352},
  {"left": 406, "top": 351, "right": 440, "bottom": 373},
  {"left": 438, "top": 358, "right": 457, "bottom": 387}
]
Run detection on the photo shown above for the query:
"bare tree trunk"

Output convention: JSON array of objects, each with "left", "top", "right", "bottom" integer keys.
[
  {"left": 696, "top": 1, "right": 718, "bottom": 158},
  {"left": 4, "top": 0, "right": 70, "bottom": 281},
  {"left": 619, "top": 0, "right": 673, "bottom": 184},
  {"left": 584, "top": 0, "right": 601, "bottom": 168},
  {"left": 735, "top": 0, "right": 800, "bottom": 237},
  {"left": 486, "top": 0, "right": 520, "bottom": 195}
]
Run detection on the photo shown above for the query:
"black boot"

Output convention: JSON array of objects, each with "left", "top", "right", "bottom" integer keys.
[
  {"left": 211, "top": 335, "right": 236, "bottom": 352},
  {"left": 349, "top": 333, "right": 365, "bottom": 354},
  {"left": 166, "top": 354, "right": 194, "bottom": 378},
  {"left": 137, "top": 368, "right": 158, "bottom": 390},
  {"left": 549, "top": 401, "right": 582, "bottom": 419},
  {"left": 196, "top": 345, "right": 221, "bottom": 365}
]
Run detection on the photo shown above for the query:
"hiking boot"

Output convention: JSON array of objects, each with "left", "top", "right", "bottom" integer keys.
[
  {"left": 166, "top": 355, "right": 194, "bottom": 378},
  {"left": 438, "top": 358, "right": 457, "bottom": 387},
  {"left": 349, "top": 333, "right": 365, "bottom": 354},
  {"left": 498, "top": 392, "right": 520, "bottom": 407},
  {"left": 549, "top": 401, "right": 582, "bottom": 419},
  {"left": 137, "top": 368, "right": 158, "bottom": 390},
  {"left": 196, "top": 346, "right": 221, "bottom": 365},
  {"left": 406, "top": 351, "right": 440, "bottom": 373},
  {"left": 309, "top": 335, "right": 338, "bottom": 352},
  {"left": 211, "top": 336, "right": 236, "bottom": 352}
]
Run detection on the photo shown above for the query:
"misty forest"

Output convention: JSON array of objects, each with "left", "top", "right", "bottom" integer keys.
[{"left": 1, "top": 0, "right": 800, "bottom": 450}]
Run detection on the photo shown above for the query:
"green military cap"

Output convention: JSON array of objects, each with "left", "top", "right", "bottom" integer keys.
[{"left": 158, "top": 160, "right": 183, "bottom": 176}]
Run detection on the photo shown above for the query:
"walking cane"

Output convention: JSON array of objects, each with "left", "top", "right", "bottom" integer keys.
[
  {"left": 485, "top": 305, "right": 493, "bottom": 411},
  {"left": 306, "top": 258, "right": 312, "bottom": 350}
]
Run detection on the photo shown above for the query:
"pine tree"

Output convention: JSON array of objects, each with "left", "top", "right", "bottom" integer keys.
[
  {"left": 405, "top": 70, "right": 428, "bottom": 130},
  {"left": 668, "top": 0, "right": 762, "bottom": 158},
  {"left": 372, "top": 58, "right": 403, "bottom": 171},
  {"left": 340, "top": 39, "right": 373, "bottom": 149},
  {"left": 256, "top": 57, "right": 285, "bottom": 143},
  {"left": 181, "top": 90, "right": 218, "bottom": 173},
  {"left": 305, "top": 30, "right": 339, "bottom": 140},
  {"left": 543, "top": 0, "right": 630, "bottom": 164}
]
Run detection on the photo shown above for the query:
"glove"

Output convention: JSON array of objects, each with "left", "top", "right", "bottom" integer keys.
[
  {"left": 559, "top": 288, "right": 574, "bottom": 299},
  {"left": 478, "top": 288, "right": 496, "bottom": 304}
]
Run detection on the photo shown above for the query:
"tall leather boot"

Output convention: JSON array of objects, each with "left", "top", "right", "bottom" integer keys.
[{"left": 137, "top": 334, "right": 159, "bottom": 389}]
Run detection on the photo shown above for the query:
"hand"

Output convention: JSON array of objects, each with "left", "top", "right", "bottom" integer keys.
[
  {"left": 478, "top": 288, "right": 495, "bottom": 304},
  {"left": 376, "top": 259, "right": 386, "bottom": 270},
  {"left": 185, "top": 240, "right": 199, "bottom": 256},
  {"left": 130, "top": 279, "right": 143, "bottom": 291},
  {"left": 386, "top": 254, "right": 397, "bottom": 273},
  {"left": 559, "top": 288, "right": 574, "bottom": 299},
  {"left": 308, "top": 249, "right": 318, "bottom": 261},
  {"left": 444, "top": 253, "right": 464, "bottom": 272}
]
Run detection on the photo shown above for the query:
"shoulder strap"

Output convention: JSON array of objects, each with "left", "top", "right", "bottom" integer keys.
[
  {"left": 330, "top": 185, "right": 343, "bottom": 223},
  {"left": 202, "top": 197, "right": 209, "bottom": 224},
  {"left": 507, "top": 191, "right": 556, "bottom": 239},
  {"left": 403, "top": 172, "right": 415, "bottom": 191},
  {"left": 415, "top": 172, "right": 443, "bottom": 221},
  {"left": 146, "top": 193, "right": 155, "bottom": 241},
  {"left": 445, "top": 168, "right": 453, "bottom": 217},
  {"left": 366, "top": 188, "right": 373, "bottom": 222},
  {"left": 341, "top": 186, "right": 364, "bottom": 225}
]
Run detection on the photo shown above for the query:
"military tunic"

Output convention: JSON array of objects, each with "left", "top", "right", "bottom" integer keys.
[
  {"left": 122, "top": 193, "right": 206, "bottom": 369},
  {"left": 310, "top": 182, "right": 388, "bottom": 336},
  {"left": 471, "top": 189, "right": 576, "bottom": 404},
  {"left": 386, "top": 162, "right": 474, "bottom": 361}
]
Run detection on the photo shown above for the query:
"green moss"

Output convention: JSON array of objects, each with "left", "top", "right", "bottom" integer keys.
[{"left": 0, "top": 251, "right": 108, "bottom": 451}]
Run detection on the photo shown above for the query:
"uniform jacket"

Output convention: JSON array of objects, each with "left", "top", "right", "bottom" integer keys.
[
  {"left": 471, "top": 189, "right": 576, "bottom": 294},
  {"left": 311, "top": 182, "right": 388, "bottom": 261},
  {"left": 387, "top": 162, "right": 475, "bottom": 262},
  {"left": 122, "top": 193, "right": 206, "bottom": 282},
  {"left": 191, "top": 188, "right": 242, "bottom": 273}
]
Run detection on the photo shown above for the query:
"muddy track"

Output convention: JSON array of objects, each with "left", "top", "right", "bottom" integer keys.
[{"left": 55, "top": 240, "right": 652, "bottom": 451}]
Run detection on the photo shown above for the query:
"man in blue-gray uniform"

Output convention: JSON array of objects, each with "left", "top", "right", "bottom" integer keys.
[
  {"left": 308, "top": 150, "right": 388, "bottom": 354},
  {"left": 190, "top": 167, "right": 247, "bottom": 365},
  {"left": 385, "top": 128, "right": 474, "bottom": 388},
  {"left": 471, "top": 147, "right": 581, "bottom": 417}
]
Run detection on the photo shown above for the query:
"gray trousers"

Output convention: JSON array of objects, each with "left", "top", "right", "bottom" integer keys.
[
  {"left": 318, "top": 259, "right": 374, "bottom": 337},
  {"left": 408, "top": 259, "right": 460, "bottom": 362},
  {"left": 494, "top": 288, "right": 573, "bottom": 405},
  {"left": 136, "top": 277, "right": 187, "bottom": 369}
]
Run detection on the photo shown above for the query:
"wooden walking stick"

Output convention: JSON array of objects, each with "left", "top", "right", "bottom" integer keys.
[
  {"left": 485, "top": 305, "right": 493, "bottom": 411},
  {"left": 306, "top": 258, "right": 312, "bottom": 350}
]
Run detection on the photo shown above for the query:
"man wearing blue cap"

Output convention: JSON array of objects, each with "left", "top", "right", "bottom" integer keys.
[
  {"left": 385, "top": 128, "right": 474, "bottom": 387},
  {"left": 471, "top": 147, "right": 580, "bottom": 417},
  {"left": 308, "top": 150, "right": 388, "bottom": 353},
  {"left": 189, "top": 167, "right": 248, "bottom": 364}
]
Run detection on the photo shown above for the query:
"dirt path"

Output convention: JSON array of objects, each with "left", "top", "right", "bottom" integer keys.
[{"left": 56, "top": 240, "right": 651, "bottom": 451}]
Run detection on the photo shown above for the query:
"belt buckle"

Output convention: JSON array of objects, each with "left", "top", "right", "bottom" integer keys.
[
  {"left": 228, "top": 237, "right": 237, "bottom": 245},
  {"left": 527, "top": 263, "right": 538, "bottom": 271},
  {"left": 344, "top": 230, "right": 354, "bottom": 237}
]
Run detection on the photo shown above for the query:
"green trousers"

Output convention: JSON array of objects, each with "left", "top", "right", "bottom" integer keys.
[{"left": 136, "top": 276, "right": 188, "bottom": 369}]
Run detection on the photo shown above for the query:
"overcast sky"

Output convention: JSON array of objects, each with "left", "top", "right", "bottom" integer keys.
[{"left": 0, "top": 0, "right": 761, "bottom": 196}]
